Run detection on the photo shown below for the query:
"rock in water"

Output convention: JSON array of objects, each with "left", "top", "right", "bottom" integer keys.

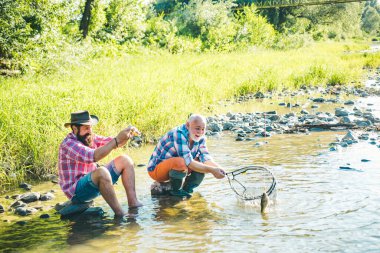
[
  {"left": 260, "top": 192, "right": 269, "bottom": 213},
  {"left": 150, "top": 181, "right": 172, "bottom": 195}
]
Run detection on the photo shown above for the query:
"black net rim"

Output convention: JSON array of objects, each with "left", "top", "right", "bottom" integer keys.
[{"left": 226, "top": 165, "right": 277, "bottom": 201}]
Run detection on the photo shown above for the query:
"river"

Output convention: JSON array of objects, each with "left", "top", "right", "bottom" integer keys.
[{"left": 0, "top": 65, "right": 379, "bottom": 253}]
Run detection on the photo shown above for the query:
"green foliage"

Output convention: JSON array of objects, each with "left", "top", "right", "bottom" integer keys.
[
  {"left": 292, "top": 64, "right": 328, "bottom": 88},
  {"left": 0, "top": 0, "right": 80, "bottom": 71},
  {"left": 0, "top": 0, "right": 32, "bottom": 60},
  {"left": 328, "top": 71, "right": 348, "bottom": 86},
  {"left": 171, "top": 0, "right": 237, "bottom": 50},
  {"left": 273, "top": 33, "right": 312, "bottom": 50},
  {"left": 144, "top": 14, "right": 176, "bottom": 48},
  {"left": 362, "top": 52, "right": 380, "bottom": 68},
  {"left": 95, "top": 0, "right": 148, "bottom": 44},
  {"left": 235, "top": 6, "right": 276, "bottom": 48},
  {"left": 361, "top": 6, "right": 380, "bottom": 35},
  {"left": 261, "top": 3, "right": 364, "bottom": 43}
]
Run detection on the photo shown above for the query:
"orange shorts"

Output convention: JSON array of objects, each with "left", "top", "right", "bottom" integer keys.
[{"left": 148, "top": 157, "right": 189, "bottom": 182}]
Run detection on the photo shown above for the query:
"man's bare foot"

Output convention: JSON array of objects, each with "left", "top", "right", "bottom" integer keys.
[
  {"left": 114, "top": 210, "right": 126, "bottom": 217},
  {"left": 128, "top": 200, "right": 143, "bottom": 209}
]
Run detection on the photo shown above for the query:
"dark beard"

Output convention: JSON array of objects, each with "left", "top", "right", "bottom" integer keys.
[{"left": 76, "top": 132, "right": 93, "bottom": 147}]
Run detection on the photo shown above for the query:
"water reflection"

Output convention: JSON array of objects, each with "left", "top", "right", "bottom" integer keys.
[{"left": 66, "top": 215, "right": 111, "bottom": 246}]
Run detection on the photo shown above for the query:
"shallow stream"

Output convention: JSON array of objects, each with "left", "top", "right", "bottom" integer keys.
[{"left": 1, "top": 72, "right": 380, "bottom": 253}]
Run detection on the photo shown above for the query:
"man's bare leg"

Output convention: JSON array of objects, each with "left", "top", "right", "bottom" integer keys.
[
  {"left": 114, "top": 155, "right": 143, "bottom": 208},
  {"left": 91, "top": 167, "right": 124, "bottom": 216}
]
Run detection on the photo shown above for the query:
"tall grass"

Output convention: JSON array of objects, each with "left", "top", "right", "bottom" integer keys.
[{"left": 0, "top": 41, "right": 377, "bottom": 191}]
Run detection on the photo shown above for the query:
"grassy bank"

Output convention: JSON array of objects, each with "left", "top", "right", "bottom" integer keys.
[{"left": 0, "top": 41, "right": 379, "bottom": 191}]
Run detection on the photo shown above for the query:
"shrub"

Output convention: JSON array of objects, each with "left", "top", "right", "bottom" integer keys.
[
  {"left": 172, "top": 0, "right": 237, "bottom": 50},
  {"left": 235, "top": 6, "right": 276, "bottom": 48},
  {"left": 95, "top": 0, "right": 148, "bottom": 44}
]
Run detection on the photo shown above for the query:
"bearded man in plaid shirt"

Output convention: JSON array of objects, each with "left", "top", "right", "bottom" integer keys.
[
  {"left": 59, "top": 110, "right": 142, "bottom": 217},
  {"left": 147, "top": 114, "right": 226, "bottom": 197}
]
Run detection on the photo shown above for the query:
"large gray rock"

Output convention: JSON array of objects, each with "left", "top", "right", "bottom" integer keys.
[
  {"left": 57, "top": 200, "right": 94, "bottom": 217},
  {"left": 10, "top": 200, "right": 27, "bottom": 209},
  {"left": 342, "top": 130, "right": 358, "bottom": 142},
  {"left": 254, "top": 92, "right": 265, "bottom": 99},
  {"left": 20, "top": 192, "right": 41, "bottom": 203},
  {"left": 15, "top": 207, "right": 38, "bottom": 216},
  {"left": 208, "top": 122, "right": 222, "bottom": 132},
  {"left": 340, "top": 116, "right": 355, "bottom": 124},
  {"left": 19, "top": 182, "right": 32, "bottom": 191},
  {"left": 222, "top": 122, "right": 234, "bottom": 130},
  {"left": 335, "top": 108, "right": 349, "bottom": 117},
  {"left": 363, "top": 113, "right": 375, "bottom": 123},
  {"left": 40, "top": 192, "right": 55, "bottom": 201},
  {"left": 150, "top": 181, "right": 171, "bottom": 195},
  {"left": 355, "top": 120, "right": 372, "bottom": 127}
]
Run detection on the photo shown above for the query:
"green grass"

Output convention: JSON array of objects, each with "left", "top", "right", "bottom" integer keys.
[{"left": 0, "top": 41, "right": 378, "bottom": 191}]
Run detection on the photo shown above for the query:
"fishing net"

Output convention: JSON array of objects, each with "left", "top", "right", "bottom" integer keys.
[{"left": 226, "top": 165, "right": 276, "bottom": 201}]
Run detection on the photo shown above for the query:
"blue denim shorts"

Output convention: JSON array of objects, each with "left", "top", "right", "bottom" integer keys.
[{"left": 71, "top": 161, "right": 120, "bottom": 203}]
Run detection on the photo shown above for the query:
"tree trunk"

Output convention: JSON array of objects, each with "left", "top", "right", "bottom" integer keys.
[{"left": 80, "top": 0, "right": 94, "bottom": 38}]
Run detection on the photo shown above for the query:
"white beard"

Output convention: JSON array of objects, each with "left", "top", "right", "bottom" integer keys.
[{"left": 190, "top": 133, "right": 202, "bottom": 142}]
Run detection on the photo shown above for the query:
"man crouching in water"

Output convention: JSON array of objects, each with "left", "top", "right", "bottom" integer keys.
[
  {"left": 147, "top": 114, "right": 226, "bottom": 197},
  {"left": 58, "top": 110, "right": 142, "bottom": 217}
]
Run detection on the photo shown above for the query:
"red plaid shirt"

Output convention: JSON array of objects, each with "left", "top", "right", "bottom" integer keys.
[{"left": 58, "top": 132, "right": 113, "bottom": 199}]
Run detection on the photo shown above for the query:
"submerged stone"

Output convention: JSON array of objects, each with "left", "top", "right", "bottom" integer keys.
[
  {"left": 339, "top": 166, "right": 363, "bottom": 172},
  {"left": 151, "top": 181, "right": 171, "bottom": 195},
  {"left": 342, "top": 130, "right": 358, "bottom": 142},
  {"left": 81, "top": 207, "right": 105, "bottom": 217},
  {"left": 16, "top": 221, "right": 27, "bottom": 226},
  {"left": 57, "top": 200, "right": 94, "bottom": 217}
]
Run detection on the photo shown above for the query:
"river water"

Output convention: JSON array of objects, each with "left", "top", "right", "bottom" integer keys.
[{"left": 1, "top": 78, "right": 380, "bottom": 252}]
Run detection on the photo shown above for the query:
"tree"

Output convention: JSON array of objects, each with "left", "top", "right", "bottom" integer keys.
[
  {"left": 362, "top": 6, "right": 380, "bottom": 34},
  {"left": 80, "top": 0, "right": 94, "bottom": 38}
]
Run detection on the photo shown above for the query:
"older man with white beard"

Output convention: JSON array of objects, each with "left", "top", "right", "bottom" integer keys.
[{"left": 147, "top": 114, "right": 225, "bottom": 197}]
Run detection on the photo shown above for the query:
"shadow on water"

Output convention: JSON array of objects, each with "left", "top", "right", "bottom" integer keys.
[
  {"left": 0, "top": 210, "right": 132, "bottom": 252},
  {"left": 0, "top": 214, "right": 69, "bottom": 252}
]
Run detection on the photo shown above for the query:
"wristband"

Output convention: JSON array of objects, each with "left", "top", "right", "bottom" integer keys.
[{"left": 114, "top": 138, "right": 119, "bottom": 148}]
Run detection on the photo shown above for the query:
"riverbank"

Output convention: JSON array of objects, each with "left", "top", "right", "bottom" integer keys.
[{"left": 1, "top": 41, "right": 380, "bottom": 191}]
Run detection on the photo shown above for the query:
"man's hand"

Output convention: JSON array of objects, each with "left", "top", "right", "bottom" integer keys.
[
  {"left": 115, "top": 126, "right": 141, "bottom": 147},
  {"left": 212, "top": 168, "right": 226, "bottom": 179}
]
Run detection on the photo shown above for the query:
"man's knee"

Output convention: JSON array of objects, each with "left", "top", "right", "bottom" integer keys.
[
  {"left": 171, "top": 157, "right": 188, "bottom": 172},
  {"left": 92, "top": 166, "right": 112, "bottom": 186},
  {"left": 114, "top": 155, "right": 134, "bottom": 170}
]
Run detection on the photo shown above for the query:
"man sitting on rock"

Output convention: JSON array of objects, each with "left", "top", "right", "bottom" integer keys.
[
  {"left": 147, "top": 114, "right": 226, "bottom": 197},
  {"left": 58, "top": 110, "right": 142, "bottom": 217}
]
